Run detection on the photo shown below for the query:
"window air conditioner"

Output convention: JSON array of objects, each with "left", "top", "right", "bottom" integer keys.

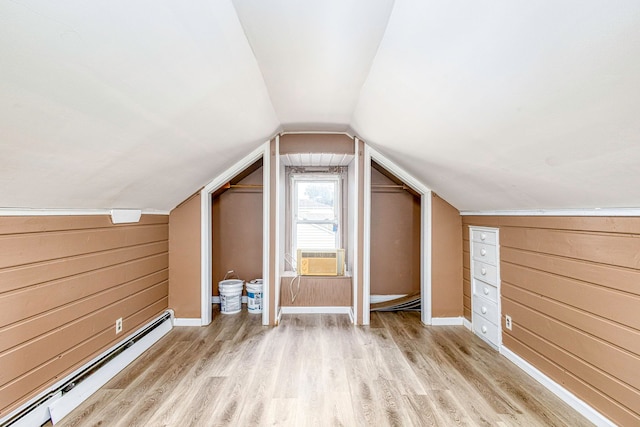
[{"left": 297, "top": 249, "right": 345, "bottom": 276}]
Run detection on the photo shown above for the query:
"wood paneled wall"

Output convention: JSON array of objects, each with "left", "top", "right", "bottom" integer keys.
[
  {"left": 462, "top": 215, "right": 640, "bottom": 426},
  {"left": 0, "top": 214, "right": 169, "bottom": 417}
]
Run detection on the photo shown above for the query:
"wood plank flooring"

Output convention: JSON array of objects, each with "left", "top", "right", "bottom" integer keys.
[{"left": 53, "top": 309, "right": 593, "bottom": 426}]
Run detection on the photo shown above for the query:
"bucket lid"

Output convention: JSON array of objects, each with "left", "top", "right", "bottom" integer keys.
[
  {"left": 219, "top": 279, "right": 243, "bottom": 286},
  {"left": 250, "top": 279, "right": 263, "bottom": 284}
]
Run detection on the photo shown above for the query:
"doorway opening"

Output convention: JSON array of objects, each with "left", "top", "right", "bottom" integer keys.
[
  {"left": 211, "top": 159, "right": 263, "bottom": 310},
  {"left": 369, "top": 161, "right": 421, "bottom": 312}
]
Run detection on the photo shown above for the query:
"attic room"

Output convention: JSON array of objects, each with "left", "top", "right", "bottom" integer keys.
[{"left": 1, "top": 1, "right": 639, "bottom": 426}]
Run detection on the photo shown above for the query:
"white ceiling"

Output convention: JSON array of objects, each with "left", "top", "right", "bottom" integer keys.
[{"left": 1, "top": 0, "right": 639, "bottom": 212}]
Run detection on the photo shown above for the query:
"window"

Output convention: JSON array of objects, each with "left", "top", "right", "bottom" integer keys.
[{"left": 290, "top": 173, "right": 341, "bottom": 255}]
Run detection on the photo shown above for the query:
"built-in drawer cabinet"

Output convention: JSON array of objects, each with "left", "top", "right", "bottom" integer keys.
[
  {"left": 471, "top": 242, "right": 497, "bottom": 265},
  {"left": 469, "top": 226, "right": 501, "bottom": 349},
  {"left": 473, "top": 315, "right": 500, "bottom": 345},
  {"left": 472, "top": 295, "right": 499, "bottom": 324},
  {"left": 472, "top": 260, "right": 498, "bottom": 286},
  {"left": 474, "top": 279, "right": 498, "bottom": 304},
  {"left": 471, "top": 229, "right": 497, "bottom": 245}
]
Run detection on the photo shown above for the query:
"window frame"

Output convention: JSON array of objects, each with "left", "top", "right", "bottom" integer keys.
[{"left": 285, "top": 168, "right": 346, "bottom": 270}]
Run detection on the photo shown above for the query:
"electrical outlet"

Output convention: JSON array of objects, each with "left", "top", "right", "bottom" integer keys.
[
  {"left": 505, "top": 315, "right": 512, "bottom": 331},
  {"left": 115, "top": 318, "right": 123, "bottom": 334}
]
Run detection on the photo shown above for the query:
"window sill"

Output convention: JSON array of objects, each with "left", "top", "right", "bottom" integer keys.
[{"left": 281, "top": 270, "right": 352, "bottom": 278}]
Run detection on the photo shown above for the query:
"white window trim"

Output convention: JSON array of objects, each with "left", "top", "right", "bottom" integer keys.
[
  {"left": 291, "top": 173, "right": 341, "bottom": 254},
  {"left": 286, "top": 171, "right": 345, "bottom": 270}
]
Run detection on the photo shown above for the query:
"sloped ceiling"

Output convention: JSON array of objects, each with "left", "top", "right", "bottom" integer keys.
[{"left": 1, "top": 0, "right": 639, "bottom": 212}]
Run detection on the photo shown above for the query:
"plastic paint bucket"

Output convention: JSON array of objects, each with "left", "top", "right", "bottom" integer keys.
[
  {"left": 246, "top": 279, "right": 263, "bottom": 314},
  {"left": 218, "top": 279, "right": 243, "bottom": 314}
]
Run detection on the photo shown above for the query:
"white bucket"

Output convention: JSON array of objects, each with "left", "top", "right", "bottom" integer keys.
[
  {"left": 246, "top": 279, "right": 263, "bottom": 314},
  {"left": 219, "top": 279, "right": 243, "bottom": 314}
]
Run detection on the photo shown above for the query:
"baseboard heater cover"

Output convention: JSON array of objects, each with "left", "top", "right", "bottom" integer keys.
[{"left": 0, "top": 311, "right": 173, "bottom": 427}]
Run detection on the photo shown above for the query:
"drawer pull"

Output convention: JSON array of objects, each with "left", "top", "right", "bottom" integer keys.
[
  {"left": 480, "top": 233, "right": 486, "bottom": 241},
  {"left": 480, "top": 249, "right": 487, "bottom": 256},
  {"left": 481, "top": 306, "right": 487, "bottom": 314},
  {"left": 483, "top": 287, "right": 490, "bottom": 295},
  {"left": 481, "top": 268, "right": 487, "bottom": 275},
  {"left": 481, "top": 326, "right": 487, "bottom": 334}
]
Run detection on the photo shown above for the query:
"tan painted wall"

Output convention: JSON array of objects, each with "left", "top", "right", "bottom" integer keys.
[
  {"left": 280, "top": 276, "right": 351, "bottom": 306},
  {"left": 370, "top": 167, "right": 421, "bottom": 295},
  {"left": 0, "top": 214, "right": 168, "bottom": 417},
  {"left": 279, "top": 133, "right": 354, "bottom": 154},
  {"left": 169, "top": 193, "right": 201, "bottom": 318},
  {"left": 431, "top": 193, "right": 463, "bottom": 317},
  {"left": 212, "top": 167, "right": 263, "bottom": 292},
  {"left": 462, "top": 215, "right": 640, "bottom": 426}
]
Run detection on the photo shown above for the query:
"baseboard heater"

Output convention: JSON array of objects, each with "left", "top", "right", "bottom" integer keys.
[{"left": 1, "top": 311, "right": 173, "bottom": 427}]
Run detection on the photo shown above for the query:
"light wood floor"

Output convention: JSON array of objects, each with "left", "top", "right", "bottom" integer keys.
[{"left": 54, "top": 309, "right": 593, "bottom": 426}]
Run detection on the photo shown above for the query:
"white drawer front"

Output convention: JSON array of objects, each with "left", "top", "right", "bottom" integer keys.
[
  {"left": 473, "top": 280, "right": 498, "bottom": 303},
  {"left": 473, "top": 260, "right": 497, "bottom": 285},
  {"left": 472, "top": 242, "right": 497, "bottom": 265},
  {"left": 472, "top": 295, "right": 499, "bottom": 326},
  {"left": 473, "top": 315, "right": 500, "bottom": 347},
  {"left": 471, "top": 229, "right": 497, "bottom": 245}
]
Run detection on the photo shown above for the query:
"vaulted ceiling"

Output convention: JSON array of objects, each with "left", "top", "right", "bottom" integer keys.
[{"left": 2, "top": 0, "right": 639, "bottom": 212}]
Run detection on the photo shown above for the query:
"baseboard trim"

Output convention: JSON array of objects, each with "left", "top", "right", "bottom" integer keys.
[
  {"left": 173, "top": 318, "right": 202, "bottom": 327},
  {"left": 280, "top": 306, "right": 351, "bottom": 314},
  {"left": 431, "top": 316, "right": 464, "bottom": 326},
  {"left": 463, "top": 318, "right": 472, "bottom": 330},
  {"left": 500, "top": 346, "right": 615, "bottom": 427}
]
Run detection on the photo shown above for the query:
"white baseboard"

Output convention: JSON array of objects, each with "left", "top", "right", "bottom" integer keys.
[
  {"left": 463, "top": 318, "right": 472, "bottom": 331},
  {"left": 370, "top": 294, "right": 407, "bottom": 304},
  {"left": 211, "top": 296, "right": 248, "bottom": 304},
  {"left": 280, "top": 306, "right": 351, "bottom": 314},
  {"left": 500, "top": 346, "right": 615, "bottom": 427},
  {"left": 431, "top": 316, "right": 464, "bottom": 326},
  {"left": 173, "top": 318, "right": 202, "bottom": 327}
]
